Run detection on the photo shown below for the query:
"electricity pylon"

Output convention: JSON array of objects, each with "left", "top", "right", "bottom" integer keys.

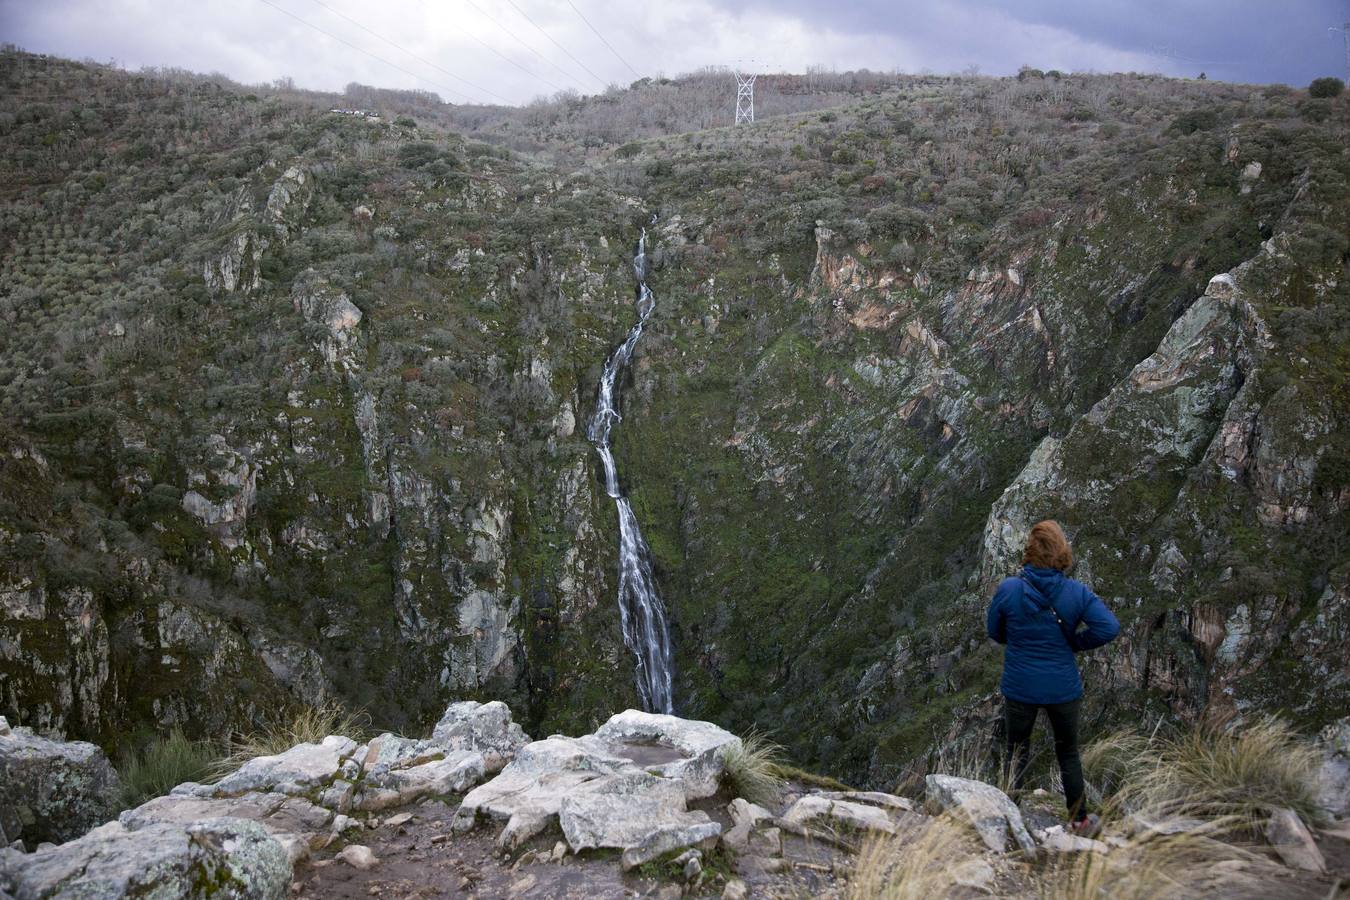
[
  {"left": 734, "top": 72, "right": 756, "bottom": 125},
  {"left": 1332, "top": 23, "right": 1350, "bottom": 80}
]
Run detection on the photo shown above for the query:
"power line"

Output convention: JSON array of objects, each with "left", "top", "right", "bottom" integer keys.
[
  {"left": 563, "top": 0, "right": 640, "bottom": 80},
  {"left": 411, "top": 0, "right": 570, "bottom": 95},
  {"left": 501, "top": 0, "right": 610, "bottom": 89},
  {"left": 256, "top": 0, "right": 477, "bottom": 102},
  {"left": 304, "top": 0, "right": 512, "bottom": 103},
  {"left": 460, "top": 0, "right": 592, "bottom": 92}
]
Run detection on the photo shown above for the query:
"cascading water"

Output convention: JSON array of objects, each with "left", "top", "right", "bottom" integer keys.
[{"left": 586, "top": 226, "right": 675, "bottom": 714}]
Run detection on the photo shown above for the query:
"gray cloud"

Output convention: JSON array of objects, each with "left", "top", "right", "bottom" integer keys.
[{"left": 1, "top": 0, "right": 1344, "bottom": 105}]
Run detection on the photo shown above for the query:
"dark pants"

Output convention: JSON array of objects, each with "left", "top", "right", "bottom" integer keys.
[{"left": 1004, "top": 696, "right": 1086, "bottom": 819}]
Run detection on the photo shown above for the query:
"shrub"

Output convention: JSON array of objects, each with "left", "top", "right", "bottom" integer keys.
[
  {"left": 1308, "top": 77, "right": 1344, "bottom": 99},
  {"left": 116, "top": 728, "right": 219, "bottom": 811},
  {"left": 721, "top": 729, "right": 787, "bottom": 806}
]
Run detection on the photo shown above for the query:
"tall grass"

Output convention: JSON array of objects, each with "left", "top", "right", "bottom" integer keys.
[
  {"left": 216, "top": 701, "right": 369, "bottom": 777},
  {"left": 115, "top": 727, "right": 220, "bottom": 811},
  {"left": 1038, "top": 829, "right": 1276, "bottom": 900},
  {"left": 931, "top": 735, "right": 1019, "bottom": 795},
  {"left": 1092, "top": 715, "right": 1322, "bottom": 825},
  {"left": 846, "top": 814, "right": 986, "bottom": 900},
  {"left": 721, "top": 728, "right": 788, "bottom": 806}
]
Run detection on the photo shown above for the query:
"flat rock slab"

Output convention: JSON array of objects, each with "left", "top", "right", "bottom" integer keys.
[
  {"left": 120, "top": 791, "right": 334, "bottom": 857},
  {"left": 781, "top": 795, "right": 902, "bottom": 838},
  {"left": 1033, "top": 825, "right": 1109, "bottom": 854},
  {"left": 214, "top": 735, "right": 358, "bottom": 798},
  {"left": 355, "top": 751, "right": 486, "bottom": 812},
  {"left": 0, "top": 816, "right": 291, "bottom": 899},
  {"left": 925, "top": 774, "right": 1036, "bottom": 854},
  {"left": 1265, "top": 807, "right": 1326, "bottom": 873},
  {"left": 559, "top": 773, "right": 713, "bottom": 852},
  {"left": 0, "top": 724, "right": 120, "bottom": 845}
]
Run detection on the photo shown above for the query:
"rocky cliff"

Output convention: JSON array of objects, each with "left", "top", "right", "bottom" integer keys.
[{"left": 0, "top": 50, "right": 1346, "bottom": 786}]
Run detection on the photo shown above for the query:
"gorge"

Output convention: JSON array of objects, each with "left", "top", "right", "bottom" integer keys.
[{"left": 0, "top": 49, "right": 1346, "bottom": 794}]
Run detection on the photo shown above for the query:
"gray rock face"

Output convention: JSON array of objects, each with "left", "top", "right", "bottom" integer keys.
[
  {"left": 0, "top": 724, "right": 120, "bottom": 845},
  {"left": 925, "top": 774, "right": 1036, "bottom": 853},
  {"left": 0, "top": 817, "right": 291, "bottom": 900}
]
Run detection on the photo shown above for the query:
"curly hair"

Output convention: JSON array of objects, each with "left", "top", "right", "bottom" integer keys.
[{"left": 1023, "top": 520, "right": 1074, "bottom": 571}]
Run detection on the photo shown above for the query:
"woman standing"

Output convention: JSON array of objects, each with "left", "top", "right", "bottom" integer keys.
[{"left": 986, "top": 520, "right": 1120, "bottom": 834}]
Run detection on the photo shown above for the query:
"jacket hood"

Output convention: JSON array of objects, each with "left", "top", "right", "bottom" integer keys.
[{"left": 1021, "top": 564, "right": 1066, "bottom": 608}]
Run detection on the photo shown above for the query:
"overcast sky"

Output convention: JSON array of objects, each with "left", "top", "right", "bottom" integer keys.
[{"left": 2, "top": 0, "right": 1345, "bottom": 105}]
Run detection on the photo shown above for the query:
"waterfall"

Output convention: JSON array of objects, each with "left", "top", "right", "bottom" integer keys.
[{"left": 586, "top": 226, "right": 675, "bottom": 714}]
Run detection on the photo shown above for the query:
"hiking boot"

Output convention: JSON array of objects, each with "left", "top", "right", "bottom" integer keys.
[{"left": 1069, "top": 813, "right": 1101, "bottom": 838}]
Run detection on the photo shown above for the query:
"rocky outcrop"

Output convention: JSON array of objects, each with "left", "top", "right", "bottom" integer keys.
[
  {"left": 0, "top": 719, "right": 120, "bottom": 846},
  {"left": 0, "top": 817, "right": 291, "bottom": 899},
  {"left": 292, "top": 273, "right": 364, "bottom": 373},
  {"left": 453, "top": 710, "right": 737, "bottom": 856}
]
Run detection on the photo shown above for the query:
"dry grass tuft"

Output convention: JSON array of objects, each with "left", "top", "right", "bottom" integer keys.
[
  {"left": 215, "top": 701, "right": 369, "bottom": 777},
  {"left": 932, "top": 735, "right": 1019, "bottom": 795},
  {"left": 1100, "top": 715, "right": 1322, "bottom": 825},
  {"left": 722, "top": 728, "right": 788, "bottom": 806},
  {"left": 1039, "top": 827, "right": 1279, "bottom": 900},
  {"left": 846, "top": 813, "right": 988, "bottom": 900}
]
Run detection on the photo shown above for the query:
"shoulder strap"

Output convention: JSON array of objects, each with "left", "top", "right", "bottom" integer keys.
[{"left": 1019, "top": 576, "right": 1077, "bottom": 649}]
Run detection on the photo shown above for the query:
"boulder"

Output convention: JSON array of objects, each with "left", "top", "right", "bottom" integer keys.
[
  {"left": 1264, "top": 807, "right": 1325, "bottom": 873},
  {"left": 0, "top": 817, "right": 290, "bottom": 899},
  {"left": 354, "top": 751, "right": 487, "bottom": 811},
  {"left": 781, "top": 795, "right": 900, "bottom": 837},
  {"left": 559, "top": 773, "right": 714, "bottom": 852},
  {"left": 431, "top": 700, "right": 530, "bottom": 772},
  {"left": 925, "top": 775, "right": 1036, "bottom": 853},
  {"left": 212, "top": 735, "right": 356, "bottom": 798},
  {"left": 119, "top": 791, "right": 333, "bottom": 856},
  {"left": 620, "top": 821, "right": 723, "bottom": 871},
  {"left": 813, "top": 790, "right": 915, "bottom": 812},
  {"left": 338, "top": 844, "right": 379, "bottom": 871},
  {"left": 0, "top": 723, "right": 120, "bottom": 845},
  {"left": 1033, "top": 824, "right": 1109, "bottom": 854},
  {"left": 593, "top": 709, "right": 741, "bottom": 800},
  {"left": 727, "top": 798, "right": 773, "bottom": 829},
  {"left": 454, "top": 736, "right": 638, "bottom": 849}
]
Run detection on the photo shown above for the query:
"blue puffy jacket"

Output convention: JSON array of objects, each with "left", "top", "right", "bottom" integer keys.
[{"left": 986, "top": 564, "right": 1121, "bottom": 705}]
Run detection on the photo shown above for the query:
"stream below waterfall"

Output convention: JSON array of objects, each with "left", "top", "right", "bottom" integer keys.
[{"left": 585, "top": 225, "right": 675, "bottom": 714}]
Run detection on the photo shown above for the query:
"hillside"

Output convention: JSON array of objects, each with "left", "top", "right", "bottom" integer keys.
[{"left": 0, "top": 48, "right": 1347, "bottom": 788}]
